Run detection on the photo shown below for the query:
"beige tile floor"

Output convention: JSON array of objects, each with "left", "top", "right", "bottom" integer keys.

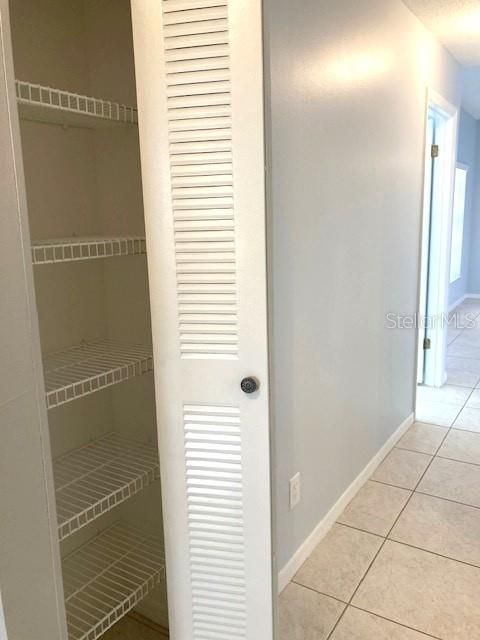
[
  {"left": 417, "top": 298, "right": 480, "bottom": 428},
  {"left": 279, "top": 300, "right": 480, "bottom": 639}
]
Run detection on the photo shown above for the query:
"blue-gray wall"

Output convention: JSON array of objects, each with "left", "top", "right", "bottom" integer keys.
[
  {"left": 449, "top": 109, "right": 479, "bottom": 306},
  {"left": 467, "top": 118, "right": 480, "bottom": 296}
]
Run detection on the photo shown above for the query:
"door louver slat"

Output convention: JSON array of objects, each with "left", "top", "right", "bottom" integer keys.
[
  {"left": 184, "top": 404, "right": 246, "bottom": 639},
  {"left": 163, "top": 0, "right": 239, "bottom": 360}
]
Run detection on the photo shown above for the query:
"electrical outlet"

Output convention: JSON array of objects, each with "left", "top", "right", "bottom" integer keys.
[{"left": 289, "top": 472, "right": 301, "bottom": 510}]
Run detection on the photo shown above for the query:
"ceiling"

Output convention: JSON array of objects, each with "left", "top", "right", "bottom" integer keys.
[
  {"left": 403, "top": 1, "right": 480, "bottom": 117},
  {"left": 403, "top": 0, "right": 480, "bottom": 66}
]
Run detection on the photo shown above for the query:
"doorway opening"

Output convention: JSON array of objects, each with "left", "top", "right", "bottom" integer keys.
[{"left": 416, "top": 92, "right": 459, "bottom": 416}]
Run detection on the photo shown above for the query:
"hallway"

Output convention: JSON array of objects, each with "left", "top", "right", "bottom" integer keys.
[
  {"left": 417, "top": 297, "right": 480, "bottom": 427},
  {"left": 279, "top": 300, "right": 480, "bottom": 639}
]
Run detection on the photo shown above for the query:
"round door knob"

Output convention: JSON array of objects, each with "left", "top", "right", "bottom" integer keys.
[{"left": 241, "top": 377, "right": 259, "bottom": 394}]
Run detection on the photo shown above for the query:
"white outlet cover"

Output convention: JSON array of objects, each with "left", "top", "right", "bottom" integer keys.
[{"left": 289, "top": 472, "right": 301, "bottom": 510}]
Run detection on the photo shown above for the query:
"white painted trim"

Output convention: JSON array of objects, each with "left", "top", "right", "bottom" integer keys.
[
  {"left": 416, "top": 99, "right": 433, "bottom": 385},
  {"left": 428, "top": 89, "right": 457, "bottom": 118},
  {"left": 277, "top": 412, "right": 414, "bottom": 593},
  {"left": 465, "top": 293, "right": 480, "bottom": 299},
  {"left": 423, "top": 91, "right": 459, "bottom": 388},
  {"left": 448, "top": 294, "right": 467, "bottom": 312}
]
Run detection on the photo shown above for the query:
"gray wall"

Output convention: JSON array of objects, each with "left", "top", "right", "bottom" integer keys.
[
  {"left": 449, "top": 109, "right": 478, "bottom": 307},
  {"left": 265, "top": 0, "right": 461, "bottom": 571}
]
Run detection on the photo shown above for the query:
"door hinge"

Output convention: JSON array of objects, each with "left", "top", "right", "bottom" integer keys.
[
  {"left": 431, "top": 144, "right": 439, "bottom": 158},
  {"left": 423, "top": 337, "right": 431, "bottom": 350}
]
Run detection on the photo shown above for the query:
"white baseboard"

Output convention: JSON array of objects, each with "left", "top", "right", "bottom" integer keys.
[
  {"left": 448, "top": 293, "right": 480, "bottom": 312},
  {"left": 448, "top": 294, "right": 467, "bottom": 312},
  {"left": 277, "top": 412, "right": 414, "bottom": 593}
]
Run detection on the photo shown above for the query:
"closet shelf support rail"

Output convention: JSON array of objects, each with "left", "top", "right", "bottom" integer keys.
[
  {"left": 16, "top": 80, "right": 138, "bottom": 126},
  {"left": 31, "top": 237, "right": 146, "bottom": 264},
  {"left": 63, "top": 522, "right": 165, "bottom": 640},
  {"left": 43, "top": 339, "right": 153, "bottom": 409},
  {"left": 54, "top": 433, "right": 160, "bottom": 541}
]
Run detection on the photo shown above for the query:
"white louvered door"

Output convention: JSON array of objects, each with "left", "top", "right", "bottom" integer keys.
[{"left": 130, "top": 1, "right": 273, "bottom": 639}]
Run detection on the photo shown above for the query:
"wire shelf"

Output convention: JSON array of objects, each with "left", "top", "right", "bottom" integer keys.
[
  {"left": 16, "top": 80, "right": 138, "bottom": 128},
  {"left": 32, "top": 237, "right": 146, "bottom": 265},
  {"left": 54, "top": 434, "right": 160, "bottom": 541},
  {"left": 63, "top": 522, "right": 164, "bottom": 640},
  {"left": 43, "top": 339, "right": 153, "bottom": 409}
]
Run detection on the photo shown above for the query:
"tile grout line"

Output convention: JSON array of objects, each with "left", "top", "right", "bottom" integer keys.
[
  {"left": 447, "top": 301, "right": 477, "bottom": 347},
  {"left": 290, "top": 581, "right": 347, "bottom": 605},
  {"left": 448, "top": 317, "right": 475, "bottom": 348},
  {"left": 435, "top": 453, "right": 480, "bottom": 468},
  {"left": 450, "top": 384, "right": 476, "bottom": 429},
  {"left": 447, "top": 310, "right": 480, "bottom": 380},
  {"left": 333, "top": 521, "right": 384, "bottom": 538},
  {"left": 385, "top": 538, "right": 480, "bottom": 572},
  {"left": 449, "top": 304, "right": 480, "bottom": 338},
  {"left": 395, "top": 444, "right": 443, "bottom": 454},
  {"left": 436, "top": 304, "right": 480, "bottom": 397},
  {"left": 290, "top": 580, "right": 444, "bottom": 640},
  {"left": 368, "top": 478, "right": 480, "bottom": 511},
  {"left": 325, "top": 406, "right": 460, "bottom": 640},
  {"left": 449, "top": 425, "right": 480, "bottom": 434},
  {"left": 373, "top": 444, "right": 480, "bottom": 469},
  {"left": 335, "top": 520, "right": 480, "bottom": 572},
  {"left": 369, "top": 477, "right": 427, "bottom": 490},
  {"left": 417, "top": 385, "right": 473, "bottom": 430},
  {"left": 347, "top": 604, "right": 443, "bottom": 640},
  {"left": 334, "top": 521, "right": 399, "bottom": 539},
  {"left": 414, "top": 488, "right": 480, "bottom": 510}
]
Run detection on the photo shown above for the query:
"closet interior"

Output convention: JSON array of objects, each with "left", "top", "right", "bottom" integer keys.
[{"left": 10, "top": 1, "right": 168, "bottom": 638}]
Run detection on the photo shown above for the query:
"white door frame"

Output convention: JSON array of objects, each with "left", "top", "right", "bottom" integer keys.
[
  {"left": 417, "top": 90, "right": 458, "bottom": 388},
  {"left": 417, "top": 111, "right": 435, "bottom": 385}
]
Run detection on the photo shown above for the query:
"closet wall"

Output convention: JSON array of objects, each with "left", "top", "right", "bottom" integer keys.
[{"left": 10, "top": 0, "right": 167, "bottom": 632}]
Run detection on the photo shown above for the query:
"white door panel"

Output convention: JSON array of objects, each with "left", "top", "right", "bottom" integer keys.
[{"left": 131, "top": 1, "right": 273, "bottom": 639}]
